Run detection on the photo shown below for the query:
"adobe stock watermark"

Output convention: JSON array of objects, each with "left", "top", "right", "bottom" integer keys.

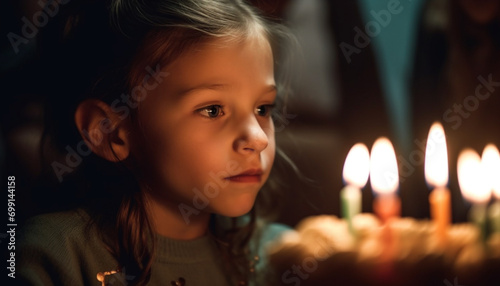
[
  {"left": 273, "top": 107, "right": 297, "bottom": 133},
  {"left": 51, "top": 65, "right": 169, "bottom": 182},
  {"left": 260, "top": 106, "right": 297, "bottom": 135},
  {"left": 339, "top": 0, "right": 406, "bottom": 64},
  {"left": 281, "top": 235, "right": 336, "bottom": 285},
  {"left": 178, "top": 160, "right": 243, "bottom": 224},
  {"left": 7, "top": 0, "right": 70, "bottom": 54},
  {"left": 444, "top": 277, "right": 466, "bottom": 286},
  {"left": 396, "top": 126, "right": 446, "bottom": 184},
  {"left": 443, "top": 73, "right": 500, "bottom": 130},
  {"left": 395, "top": 73, "right": 499, "bottom": 184}
]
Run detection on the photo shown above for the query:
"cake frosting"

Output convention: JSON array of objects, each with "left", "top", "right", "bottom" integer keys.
[{"left": 268, "top": 214, "right": 500, "bottom": 286}]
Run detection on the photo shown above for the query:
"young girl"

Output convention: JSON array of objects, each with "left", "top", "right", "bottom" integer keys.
[{"left": 18, "top": 0, "right": 295, "bottom": 285}]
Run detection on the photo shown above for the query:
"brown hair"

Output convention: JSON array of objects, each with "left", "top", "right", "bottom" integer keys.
[
  {"left": 110, "top": 1, "right": 295, "bottom": 283},
  {"left": 37, "top": 0, "right": 296, "bottom": 284}
]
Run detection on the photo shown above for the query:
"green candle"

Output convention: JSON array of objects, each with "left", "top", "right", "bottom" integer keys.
[
  {"left": 469, "top": 203, "right": 488, "bottom": 242},
  {"left": 482, "top": 144, "right": 500, "bottom": 234},
  {"left": 489, "top": 201, "right": 500, "bottom": 233},
  {"left": 341, "top": 143, "right": 370, "bottom": 236},
  {"left": 458, "top": 148, "right": 492, "bottom": 241},
  {"left": 341, "top": 185, "right": 362, "bottom": 235}
]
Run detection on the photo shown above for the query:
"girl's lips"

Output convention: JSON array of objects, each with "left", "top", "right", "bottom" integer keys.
[
  {"left": 225, "top": 169, "right": 263, "bottom": 183},
  {"left": 225, "top": 174, "right": 262, "bottom": 183}
]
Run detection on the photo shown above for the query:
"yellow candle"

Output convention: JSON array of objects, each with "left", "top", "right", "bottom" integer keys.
[{"left": 424, "top": 122, "right": 451, "bottom": 245}]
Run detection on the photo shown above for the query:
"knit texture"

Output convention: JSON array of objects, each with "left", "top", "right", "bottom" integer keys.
[{"left": 17, "top": 209, "right": 289, "bottom": 285}]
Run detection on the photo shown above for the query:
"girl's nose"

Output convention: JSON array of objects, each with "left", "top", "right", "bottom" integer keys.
[{"left": 234, "top": 117, "right": 269, "bottom": 154}]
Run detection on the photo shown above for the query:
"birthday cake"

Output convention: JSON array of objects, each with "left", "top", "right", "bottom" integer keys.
[{"left": 267, "top": 214, "right": 500, "bottom": 286}]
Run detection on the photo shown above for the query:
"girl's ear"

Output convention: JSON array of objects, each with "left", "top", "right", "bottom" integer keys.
[{"left": 74, "top": 99, "right": 131, "bottom": 162}]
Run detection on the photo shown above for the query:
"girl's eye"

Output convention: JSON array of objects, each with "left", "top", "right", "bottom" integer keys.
[
  {"left": 256, "top": 104, "right": 275, "bottom": 117},
  {"left": 198, "top": 105, "right": 224, "bottom": 118}
]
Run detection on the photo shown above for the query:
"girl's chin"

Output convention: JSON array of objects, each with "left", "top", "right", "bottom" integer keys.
[{"left": 213, "top": 197, "right": 257, "bottom": 218}]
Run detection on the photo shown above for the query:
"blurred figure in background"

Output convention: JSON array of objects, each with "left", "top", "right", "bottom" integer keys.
[
  {"left": 284, "top": 0, "right": 391, "bottom": 142},
  {"left": 411, "top": 0, "right": 500, "bottom": 221}
]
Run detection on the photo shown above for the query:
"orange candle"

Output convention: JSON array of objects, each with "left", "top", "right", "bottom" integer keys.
[{"left": 424, "top": 122, "right": 451, "bottom": 245}]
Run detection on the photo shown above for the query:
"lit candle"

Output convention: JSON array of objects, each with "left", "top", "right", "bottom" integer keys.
[
  {"left": 482, "top": 144, "right": 500, "bottom": 233},
  {"left": 341, "top": 143, "right": 370, "bottom": 235},
  {"left": 370, "top": 137, "right": 401, "bottom": 223},
  {"left": 458, "top": 149, "right": 491, "bottom": 241},
  {"left": 424, "top": 122, "right": 451, "bottom": 245},
  {"left": 370, "top": 137, "right": 400, "bottom": 272}
]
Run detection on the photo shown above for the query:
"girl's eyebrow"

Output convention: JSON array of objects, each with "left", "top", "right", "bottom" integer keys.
[
  {"left": 179, "top": 83, "right": 229, "bottom": 97},
  {"left": 179, "top": 84, "right": 277, "bottom": 97},
  {"left": 263, "top": 85, "right": 277, "bottom": 94}
]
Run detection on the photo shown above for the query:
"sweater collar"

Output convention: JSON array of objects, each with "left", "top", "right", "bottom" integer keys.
[{"left": 154, "top": 233, "right": 221, "bottom": 263}]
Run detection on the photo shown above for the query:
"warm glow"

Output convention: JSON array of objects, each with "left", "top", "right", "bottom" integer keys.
[
  {"left": 457, "top": 149, "right": 491, "bottom": 204},
  {"left": 482, "top": 144, "right": 500, "bottom": 199},
  {"left": 343, "top": 143, "right": 370, "bottom": 188},
  {"left": 424, "top": 122, "right": 448, "bottom": 188},
  {"left": 370, "top": 137, "right": 399, "bottom": 195}
]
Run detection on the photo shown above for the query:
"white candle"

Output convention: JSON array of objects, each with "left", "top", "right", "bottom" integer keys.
[
  {"left": 458, "top": 149, "right": 491, "bottom": 241},
  {"left": 482, "top": 144, "right": 500, "bottom": 233},
  {"left": 341, "top": 143, "right": 370, "bottom": 235},
  {"left": 424, "top": 122, "right": 451, "bottom": 245}
]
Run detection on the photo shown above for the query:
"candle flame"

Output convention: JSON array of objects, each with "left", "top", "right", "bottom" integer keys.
[
  {"left": 424, "top": 122, "right": 448, "bottom": 188},
  {"left": 370, "top": 137, "right": 399, "bottom": 195},
  {"left": 343, "top": 143, "right": 370, "bottom": 188},
  {"left": 457, "top": 149, "right": 490, "bottom": 204},
  {"left": 482, "top": 144, "right": 500, "bottom": 199}
]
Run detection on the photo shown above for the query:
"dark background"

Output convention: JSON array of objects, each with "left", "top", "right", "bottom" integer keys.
[{"left": 2, "top": 0, "right": 500, "bottom": 231}]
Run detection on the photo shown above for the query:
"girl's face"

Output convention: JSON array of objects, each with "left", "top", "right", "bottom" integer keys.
[{"left": 136, "top": 35, "right": 276, "bottom": 219}]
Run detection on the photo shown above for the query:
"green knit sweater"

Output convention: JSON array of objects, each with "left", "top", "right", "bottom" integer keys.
[{"left": 17, "top": 209, "right": 289, "bottom": 286}]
